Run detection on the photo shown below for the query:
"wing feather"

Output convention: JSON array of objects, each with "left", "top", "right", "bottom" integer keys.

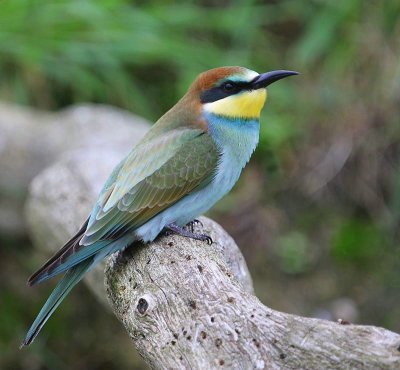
[
  {"left": 81, "top": 131, "right": 220, "bottom": 245},
  {"left": 29, "top": 129, "right": 220, "bottom": 284},
  {"left": 103, "top": 128, "right": 203, "bottom": 212}
]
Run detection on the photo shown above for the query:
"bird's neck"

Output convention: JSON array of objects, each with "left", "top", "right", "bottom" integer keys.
[{"left": 204, "top": 112, "right": 260, "bottom": 167}]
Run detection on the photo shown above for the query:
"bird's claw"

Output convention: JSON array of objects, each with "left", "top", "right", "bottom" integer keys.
[
  {"left": 198, "top": 234, "right": 213, "bottom": 245},
  {"left": 185, "top": 219, "right": 203, "bottom": 232},
  {"left": 165, "top": 222, "right": 213, "bottom": 245}
]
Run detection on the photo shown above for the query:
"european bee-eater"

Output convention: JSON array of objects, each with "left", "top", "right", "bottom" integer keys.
[{"left": 22, "top": 66, "right": 297, "bottom": 346}]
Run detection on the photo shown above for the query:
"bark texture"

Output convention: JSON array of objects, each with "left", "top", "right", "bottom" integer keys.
[
  {"left": 24, "top": 116, "right": 400, "bottom": 370},
  {"left": 105, "top": 222, "right": 400, "bottom": 370}
]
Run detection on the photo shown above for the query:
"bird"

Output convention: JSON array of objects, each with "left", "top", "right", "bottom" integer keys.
[{"left": 22, "top": 66, "right": 298, "bottom": 347}]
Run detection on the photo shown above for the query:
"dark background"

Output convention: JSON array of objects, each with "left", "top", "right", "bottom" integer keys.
[{"left": 1, "top": 0, "right": 399, "bottom": 369}]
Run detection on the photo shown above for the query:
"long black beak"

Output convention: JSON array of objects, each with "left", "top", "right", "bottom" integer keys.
[{"left": 251, "top": 70, "right": 299, "bottom": 89}]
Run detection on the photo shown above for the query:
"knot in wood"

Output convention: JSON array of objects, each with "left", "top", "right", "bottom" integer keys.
[
  {"left": 136, "top": 293, "right": 156, "bottom": 316},
  {"left": 137, "top": 298, "right": 148, "bottom": 315}
]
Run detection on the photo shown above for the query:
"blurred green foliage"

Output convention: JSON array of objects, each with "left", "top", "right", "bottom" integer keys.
[
  {"left": 1, "top": 0, "right": 282, "bottom": 118},
  {"left": 275, "top": 231, "right": 313, "bottom": 274},
  {"left": 332, "top": 219, "right": 385, "bottom": 266},
  {"left": 1, "top": 0, "right": 400, "bottom": 369}
]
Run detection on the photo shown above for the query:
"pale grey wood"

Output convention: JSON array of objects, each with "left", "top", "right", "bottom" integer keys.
[
  {"left": 105, "top": 223, "right": 400, "bottom": 370},
  {"left": 25, "top": 128, "right": 400, "bottom": 370},
  {"left": 0, "top": 102, "right": 149, "bottom": 235}
]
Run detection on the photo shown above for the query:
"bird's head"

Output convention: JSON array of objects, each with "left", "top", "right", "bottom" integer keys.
[{"left": 188, "top": 66, "right": 298, "bottom": 120}]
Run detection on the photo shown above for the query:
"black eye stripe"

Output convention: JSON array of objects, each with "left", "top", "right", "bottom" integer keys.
[
  {"left": 200, "top": 80, "right": 252, "bottom": 104},
  {"left": 222, "top": 82, "right": 235, "bottom": 91}
]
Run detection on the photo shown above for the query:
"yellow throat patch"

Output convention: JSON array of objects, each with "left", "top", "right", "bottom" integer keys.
[{"left": 204, "top": 88, "right": 267, "bottom": 119}]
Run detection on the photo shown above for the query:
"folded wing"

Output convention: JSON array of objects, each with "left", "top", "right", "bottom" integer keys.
[{"left": 28, "top": 129, "right": 220, "bottom": 285}]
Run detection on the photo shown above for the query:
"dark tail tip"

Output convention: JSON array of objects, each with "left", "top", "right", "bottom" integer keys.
[
  {"left": 27, "top": 271, "right": 46, "bottom": 286},
  {"left": 19, "top": 339, "right": 29, "bottom": 349},
  {"left": 20, "top": 326, "right": 39, "bottom": 348},
  {"left": 27, "top": 270, "right": 40, "bottom": 286}
]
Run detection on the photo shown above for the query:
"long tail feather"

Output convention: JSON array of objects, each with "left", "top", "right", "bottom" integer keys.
[
  {"left": 29, "top": 240, "right": 112, "bottom": 286},
  {"left": 27, "top": 218, "right": 89, "bottom": 286},
  {"left": 21, "top": 258, "right": 94, "bottom": 347}
]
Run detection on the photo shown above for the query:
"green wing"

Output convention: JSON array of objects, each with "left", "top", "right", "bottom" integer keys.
[
  {"left": 27, "top": 127, "right": 220, "bottom": 285},
  {"left": 104, "top": 128, "right": 203, "bottom": 211},
  {"left": 81, "top": 130, "right": 220, "bottom": 245}
]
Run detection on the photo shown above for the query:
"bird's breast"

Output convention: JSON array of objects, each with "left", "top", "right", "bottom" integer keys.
[
  {"left": 202, "top": 112, "right": 260, "bottom": 204},
  {"left": 205, "top": 112, "right": 260, "bottom": 172}
]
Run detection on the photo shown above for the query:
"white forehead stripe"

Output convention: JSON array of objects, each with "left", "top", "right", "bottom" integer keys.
[{"left": 228, "top": 69, "right": 259, "bottom": 82}]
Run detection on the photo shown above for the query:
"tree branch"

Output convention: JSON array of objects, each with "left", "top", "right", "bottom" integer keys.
[
  {"left": 105, "top": 220, "right": 400, "bottom": 369},
  {"left": 0, "top": 102, "right": 149, "bottom": 236},
  {"left": 25, "top": 122, "right": 400, "bottom": 369}
]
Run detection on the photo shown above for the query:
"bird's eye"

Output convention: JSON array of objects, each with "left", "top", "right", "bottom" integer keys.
[{"left": 221, "top": 81, "right": 235, "bottom": 91}]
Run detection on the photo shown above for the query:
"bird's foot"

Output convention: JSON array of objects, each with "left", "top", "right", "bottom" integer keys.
[
  {"left": 165, "top": 222, "right": 212, "bottom": 244},
  {"left": 185, "top": 218, "right": 203, "bottom": 232}
]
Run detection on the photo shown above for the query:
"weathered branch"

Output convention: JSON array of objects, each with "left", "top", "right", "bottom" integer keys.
[
  {"left": 25, "top": 120, "right": 400, "bottom": 369},
  {"left": 0, "top": 102, "right": 149, "bottom": 235},
  {"left": 106, "top": 227, "right": 400, "bottom": 369}
]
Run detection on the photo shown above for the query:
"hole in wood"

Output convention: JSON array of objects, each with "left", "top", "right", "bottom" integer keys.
[{"left": 137, "top": 298, "right": 149, "bottom": 315}]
